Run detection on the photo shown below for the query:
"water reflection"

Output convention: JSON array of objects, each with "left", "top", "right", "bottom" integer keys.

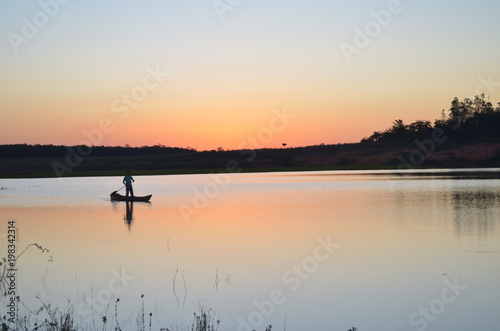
[
  {"left": 451, "top": 187, "right": 500, "bottom": 242},
  {"left": 124, "top": 201, "right": 134, "bottom": 230},
  {"left": 2, "top": 171, "right": 499, "bottom": 330},
  {"left": 110, "top": 200, "right": 151, "bottom": 230}
]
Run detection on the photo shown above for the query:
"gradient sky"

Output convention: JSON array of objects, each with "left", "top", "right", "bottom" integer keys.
[{"left": 1, "top": 0, "right": 500, "bottom": 150}]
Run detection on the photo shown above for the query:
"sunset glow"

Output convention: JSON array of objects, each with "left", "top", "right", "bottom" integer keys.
[{"left": 1, "top": 0, "right": 499, "bottom": 150}]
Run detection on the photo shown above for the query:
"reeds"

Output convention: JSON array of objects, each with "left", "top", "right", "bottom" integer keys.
[
  {"left": 1, "top": 247, "right": 356, "bottom": 331},
  {"left": 2, "top": 297, "right": 358, "bottom": 331},
  {"left": 1, "top": 296, "right": 290, "bottom": 331}
]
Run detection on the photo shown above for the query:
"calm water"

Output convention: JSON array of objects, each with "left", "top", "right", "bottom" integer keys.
[{"left": 1, "top": 169, "right": 500, "bottom": 331}]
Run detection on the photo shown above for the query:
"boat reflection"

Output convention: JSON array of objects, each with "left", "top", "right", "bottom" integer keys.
[
  {"left": 124, "top": 201, "right": 134, "bottom": 230},
  {"left": 110, "top": 200, "right": 150, "bottom": 231}
]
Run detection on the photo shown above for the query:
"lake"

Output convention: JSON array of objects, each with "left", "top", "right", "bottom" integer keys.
[{"left": 1, "top": 169, "right": 500, "bottom": 331}]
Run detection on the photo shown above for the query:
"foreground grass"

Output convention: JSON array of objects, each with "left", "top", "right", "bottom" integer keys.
[
  {"left": 1, "top": 302, "right": 356, "bottom": 331},
  {"left": 1, "top": 301, "right": 222, "bottom": 331},
  {"left": 0, "top": 294, "right": 356, "bottom": 331},
  {"left": 0, "top": 232, "right": 359, "bottom": 331},
  {"left": 1, "top": 260, "right": 353, "bottom": 331}
]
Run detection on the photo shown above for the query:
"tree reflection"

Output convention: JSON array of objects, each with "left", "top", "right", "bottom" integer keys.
[{"left": 451, "top": 188, "right": 500, "bottom": 242}]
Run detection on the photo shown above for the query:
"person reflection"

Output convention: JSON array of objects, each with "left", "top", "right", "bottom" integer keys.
[{"left": 124, "top": 201, "right": 134, "bottom": 231}]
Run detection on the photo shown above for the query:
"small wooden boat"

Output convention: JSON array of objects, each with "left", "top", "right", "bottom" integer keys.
[{"left": 110, "top": 192, "right": 152, "bottom": 202}]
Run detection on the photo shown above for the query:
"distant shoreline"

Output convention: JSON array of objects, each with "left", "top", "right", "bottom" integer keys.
[{"left": 1, "top": 141, "right": 499, "bottom": 179}]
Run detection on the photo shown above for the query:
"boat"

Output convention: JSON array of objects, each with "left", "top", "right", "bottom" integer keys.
[{"left": 110, "top": 192, "right": 152, "bottom": 202}]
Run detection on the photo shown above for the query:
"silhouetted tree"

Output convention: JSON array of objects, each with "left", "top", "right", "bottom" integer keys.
[{"left": 362, "top": 95, "right": 500, "bottom": 144}]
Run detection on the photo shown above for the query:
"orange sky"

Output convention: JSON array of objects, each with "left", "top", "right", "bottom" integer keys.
[{"left": 1, "top": 1, "right": 499, "bottom": 150}]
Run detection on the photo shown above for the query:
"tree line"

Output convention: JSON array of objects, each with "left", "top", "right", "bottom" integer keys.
[
  {"left": 0, "top": 144, "right": 195, "bottom": 158},
  {"left": 362, "top": 95, "right": 500, "bottom": 144}
]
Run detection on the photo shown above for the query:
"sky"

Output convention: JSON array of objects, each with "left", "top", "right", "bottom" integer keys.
[{"left": 1, "top": 0, "right": 500, "bottom": 151}]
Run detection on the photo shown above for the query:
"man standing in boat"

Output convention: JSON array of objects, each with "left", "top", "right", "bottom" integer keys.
[{"left": 123, "top": 171, "right": 135, "bottom": 197}]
